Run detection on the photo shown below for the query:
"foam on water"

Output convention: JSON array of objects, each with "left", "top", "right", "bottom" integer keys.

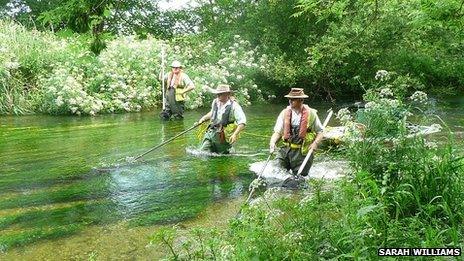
[
  {"left": 185, "top": 146, "right": 267, "bottom": 158},
  {"left": 249, "top": 159, "right": 349, "bottom": 181}
]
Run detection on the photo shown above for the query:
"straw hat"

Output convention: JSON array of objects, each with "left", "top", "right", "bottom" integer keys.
[
  {"left": 211, "top": 84, "right": 233, "bottom": 94},
  {"left": 284, "top": 88, "right": 308, "bottom": 99},
  {"left": 171, "top": 60, "right": 182, "bottom": 68}
]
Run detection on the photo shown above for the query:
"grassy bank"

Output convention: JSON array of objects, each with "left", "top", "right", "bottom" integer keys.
[{"left": 151, "top": 81, "right": 464, "bottom": 259}]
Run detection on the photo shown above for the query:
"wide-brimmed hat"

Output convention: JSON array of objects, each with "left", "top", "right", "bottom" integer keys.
[
  {"left": 211, "top": 84, "right": 233, "bottom": 94},
  {"left": 284, "top": 88, "right": 308, "bottom": 99},
  {"left": 171, "top": 60, "right": 182, "bottom": 68}
]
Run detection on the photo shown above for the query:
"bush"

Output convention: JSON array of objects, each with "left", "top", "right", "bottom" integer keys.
[{"left": 1, "top": 20, "right": 270, "bottom": 115}]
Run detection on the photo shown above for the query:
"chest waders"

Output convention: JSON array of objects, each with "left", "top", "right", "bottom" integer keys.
[
  {"left": 277, "top": 108, "right": 317, "bottom": 176},
  {"left": 200, "top": 101, "right": 235, "bottom": 153},
  {"left": 165, "top": 73, "right": 185, "bottom": 119}
]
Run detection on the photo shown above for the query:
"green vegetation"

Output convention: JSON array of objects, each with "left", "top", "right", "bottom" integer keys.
[
  {"left": 1, "top": 0, "right": 463, "bottom": 258},
  {"left": 2, "top": 0, "right": 463, "bottom": 115},
  {"left": 151, "top": 77, "right": 463, "bottom": 259}
]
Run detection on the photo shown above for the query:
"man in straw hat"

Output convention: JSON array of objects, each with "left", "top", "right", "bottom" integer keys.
[
  {"left": 269, "top": 88, "right": 324, "bottom": 177},
  {"left": 160, "top": 60, "right": 195, "bottom": 120},
  {"left": 197, "top": 84, "right": 247, "bottom": 154}
]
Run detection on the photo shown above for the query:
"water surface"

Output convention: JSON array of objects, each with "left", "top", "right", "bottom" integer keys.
[{"left": 0, "top": 100, "right": 462, "bottom": 259}]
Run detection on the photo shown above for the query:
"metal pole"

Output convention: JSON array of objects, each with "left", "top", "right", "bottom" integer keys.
[
  {"left": 246, "top": 152, "right": 273, "bottom": 203},
  {"left": 133, "top": 122, "right": 201, "bottom": 161},
  {"left": 161, "top": 46, "right": 166, "bottom": 110},
  {"left": 296, "top": 109, "right": 333, "bottom": 176}
]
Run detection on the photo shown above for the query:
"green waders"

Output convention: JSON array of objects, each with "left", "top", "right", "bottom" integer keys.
[
  {"left": 200, "top": 127, "right": 231, "bottom": 154},
  {"left": 275, "top": 146, "right": 314, "bottom": 176},
  {"left": 165, "top": 87, "right": 185, "bottom": 119}
]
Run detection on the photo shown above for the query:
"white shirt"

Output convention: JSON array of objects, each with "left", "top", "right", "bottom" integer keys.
[
  {"left": 210, "top": 98, "right": 247, "bottom": 125},
  {"left": 273, "top": 107, "right": 323, "bottom": 134}
]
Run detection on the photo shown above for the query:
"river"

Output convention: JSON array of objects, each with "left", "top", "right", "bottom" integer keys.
[{"left": 0, "top": 99, "right": 462, "bottom": 259}]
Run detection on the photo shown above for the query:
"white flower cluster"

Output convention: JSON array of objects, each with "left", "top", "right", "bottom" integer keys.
[
  {"left": 283, "top": 231, "right": 304, "bottom": 245},
  {"left": 409, "top": 91, "right": 428, "bottom": 104},
  {"left": 379, "top": 88, "right": 393, "bottom": 98},
  {"left": 375, "top": 70, "right": 390, "bottom": 81},
  {"left": 38, "top": 68, "right": 105, "bottom": 115},
  {"left": 336, "top": 108, "right": 352, "bottom": 124},
  {"left": 1, "top": 21, "right": 270, "bottom": 115}
]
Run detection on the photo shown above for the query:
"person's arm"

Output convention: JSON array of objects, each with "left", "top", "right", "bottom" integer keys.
[
  {"left": 183, "top": 83, "right": 195, "bottom": 94},
  {"left": 269, "top": 132, "right": 282, "bottom": 153},
  {"left": 229, "top": 123, "right": 245, "bottom": 144},
  {"left": 308, "top": 113, "right": 324, "bottom": 151},
  {"left": 229, "top": 103, "right": 246, "bottom": 144},
  {"left": 269, "top": 111, "right": 284, "bottom": 153},
  {"left": 309, "top": 132, "right": 324, "bottom": 151},
  {"left": 181, "top": 74, "right": 195, "bottom": 94},
  {"left": 197, "top": 111, "right": 212, "bottom": 125}
]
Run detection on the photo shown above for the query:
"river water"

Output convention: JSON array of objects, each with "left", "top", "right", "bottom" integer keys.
[{"left": 0, "top": 99, "right": 462, "bottom": 259}]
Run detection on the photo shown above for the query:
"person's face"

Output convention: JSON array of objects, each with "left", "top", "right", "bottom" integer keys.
[
  {"left": 289, "top": 98, "right": 303, "bottom": 109},
  {"left": 171, "top": 67, "right": 181, "bottom": 74},
  {"left": 217, "top": 92, "right": 229, "bottom": 103}
]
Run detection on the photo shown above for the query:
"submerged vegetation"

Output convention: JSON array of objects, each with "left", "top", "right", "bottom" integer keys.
[
  {"left": 1, "top": 0, "right": 463, "bottom": 258},
  {"left": 151, "top": 74, "right": 464, "bottom": 259}
]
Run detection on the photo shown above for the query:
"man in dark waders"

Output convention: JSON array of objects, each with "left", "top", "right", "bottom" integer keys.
[
  {"left": 160, "top": 60, "right": 195, "bottom": 120},
  {"left": 269, "top": 88, "right": 324, "bottom": 186},
  {"left": 197, "top": 84, "right": 246, "bottom": 154}
]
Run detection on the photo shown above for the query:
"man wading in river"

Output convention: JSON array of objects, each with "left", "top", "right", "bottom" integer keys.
[
  {"left": 197, "top": 84, "right": 246, "bottom": 154},
  {"left": 160, "top": 60, "right": 195, "bottom": 119},
  {"left": 269, "top": 88, "right": 324, "bottom": 179}
]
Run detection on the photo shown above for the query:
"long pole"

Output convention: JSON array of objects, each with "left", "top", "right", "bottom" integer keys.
[
  {"left": 246, "top": 152, "right": 273, "bottom": 203},
  {"left": 161, "top": 46, "right": 166, "bottom": 110},
  {"left": 296, "top": 109, "right": 333, "bottom": 176},
  {"left": 133, "top": 122, "right": 201, "bottom": 161}
]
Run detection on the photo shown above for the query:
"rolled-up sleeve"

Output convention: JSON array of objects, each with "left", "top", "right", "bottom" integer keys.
[
  {"left": 273, "top": 111, "right": 285, "bottom": 134},
  {"left": 182, "top": 74, "right": 194, "bottom": 87},
  {"left": 233, "top": 103, "right": 247, "bottom": 125},
  {"left": 312, "top": 114, "right": 324, "bottom": 133}
]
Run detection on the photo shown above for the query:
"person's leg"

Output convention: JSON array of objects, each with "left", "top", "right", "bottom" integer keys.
[
  {"left": 275, "top": 147, "right": 291, "bottom": 171},
  {"left": 207, "top": 130, "right": 230, "bottom": 154},
  {"left": 174, "top": 101, "right": 185, "bottom": 119},
  {"left": 199, "top": 129, "right": 215, "bottom": 152},
  {"left": 164, "top": 88, "right": 177, "bottom": 120},
  {"left": 214, "top": 140, "right": 231, "bottom": 154},
  {"left": 289, "top": 149, "right": 314, "bottom": 176}
]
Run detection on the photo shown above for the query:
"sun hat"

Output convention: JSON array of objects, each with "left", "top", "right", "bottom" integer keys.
[
  {"left": 171, "top": 60, "right": 182, "bottom": 68},
  {"left": 284, "top": 88, "right": 309, "bottom": 99},
  {"left": 211, "top": 84, "right": 233, "bottom": 94}
]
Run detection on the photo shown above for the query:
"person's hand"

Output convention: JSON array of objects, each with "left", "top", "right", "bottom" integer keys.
[
  {"left": 229, "top": 133, "right": 238, "bottom": 144},
  {"left": 269, "top": 143, "right": 276, "bottom": 154},
  {"left": 195, "top": 118, "right": 204, "bottom": 126}
]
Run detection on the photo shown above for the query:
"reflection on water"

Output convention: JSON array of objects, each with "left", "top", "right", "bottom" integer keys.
[{"left": 0, "top": 100, "right": 462, "bottom": 258}]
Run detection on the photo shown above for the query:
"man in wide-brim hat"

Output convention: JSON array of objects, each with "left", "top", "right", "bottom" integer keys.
[
  {"left": 159, "top": 60, "right": 195, "bottom": 120},
  {"left": 197, "top": 84, "right": 247, "bottom": 154},
  {"left": 269, "top": 88, "right": 324, "bottom": 178}
]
